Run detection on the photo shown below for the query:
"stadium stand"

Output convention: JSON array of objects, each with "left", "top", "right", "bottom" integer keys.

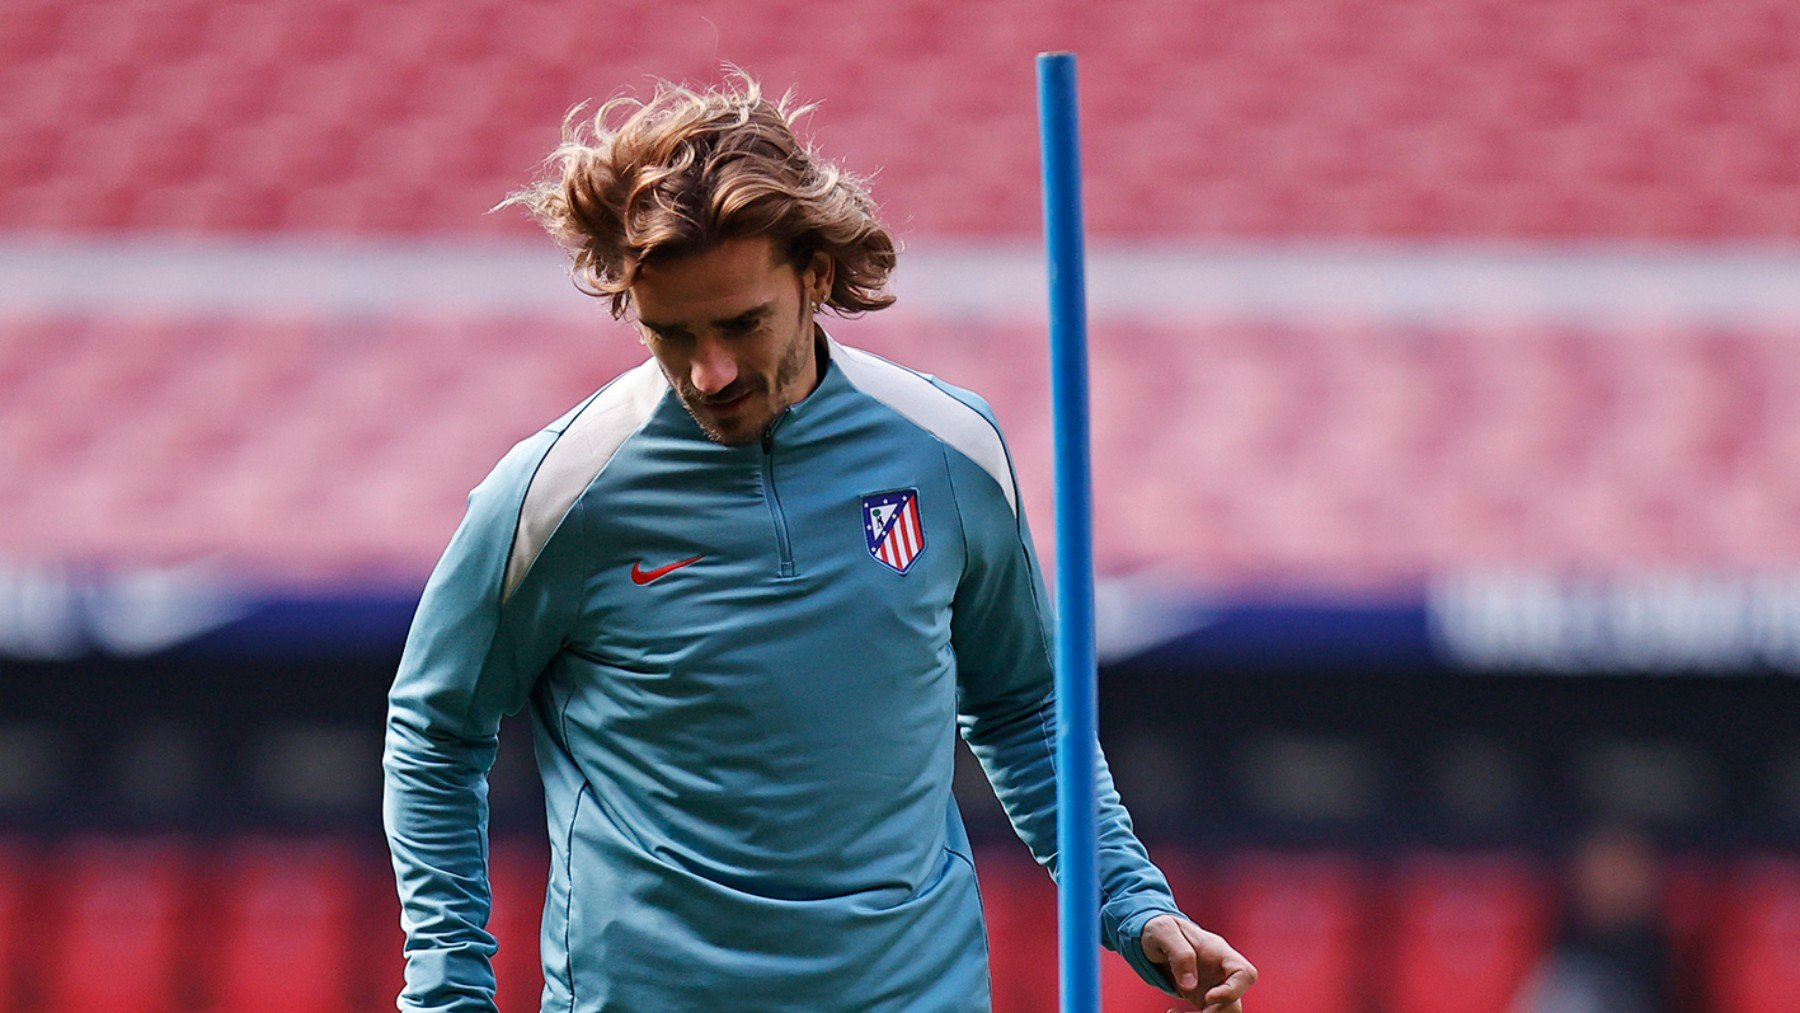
[
  {"left": 1211, "top": 853, "right": 1363, "bottom": 1013},
  {"left": 0, "top": 841, "right": 1783, "bottom": 1011},
  {"left": 1390, "top": 854, "right": 1549, "bottom": 1013},
  {"left": 1709, "top": 856, "right": 1800, "bottom": 1013},
  {"left": 974, "top": 849, "right": 1060, "bottom": 1012},
  {"left": 3, "top": 0, "right": 1800, "bottom": 238},
  {"left": 1, "top": 312, "right": 1792, "bottom": 585},
  {"left": 488, "top": 841, "right": 554, "bottom": 1013},
  {"left": 207, "top": 839, "right": 359, "bottom": 1012},
  {"left": 42, "top": 838, "right": 190, "bottom": 1012},
  {"left": 0, "top": 843, "right": 23, "bottom": 1009}
]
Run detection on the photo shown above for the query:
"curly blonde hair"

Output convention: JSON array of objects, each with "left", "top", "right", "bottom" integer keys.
[{"left": 503, "top": 73, "right": 897, "bottom": 318}]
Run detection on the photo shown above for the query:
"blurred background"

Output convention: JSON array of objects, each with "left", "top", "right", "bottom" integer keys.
[{"left": 2, "top": 0, "right": 1798, "bottom": 1010}]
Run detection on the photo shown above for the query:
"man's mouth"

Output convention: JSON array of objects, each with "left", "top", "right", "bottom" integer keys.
[{"left": 701, "top": 389, "right": 753, "bottom": 414}]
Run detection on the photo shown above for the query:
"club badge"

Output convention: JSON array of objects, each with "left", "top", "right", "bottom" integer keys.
[{"left": 862, "top": 489, "right": 925, "bottom": 574}]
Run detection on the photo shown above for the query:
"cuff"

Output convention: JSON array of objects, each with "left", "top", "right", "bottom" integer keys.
[
  {"left": 399, "top": 943, "right": 500, "bottom": 1012},
  {"left": 1112, "top": 906, "right": 1188, "bottom": 996}
]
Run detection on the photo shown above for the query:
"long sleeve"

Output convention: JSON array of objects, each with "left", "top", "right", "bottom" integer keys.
[
  {"left": 940, "top": 394, "right": 1188, "bottom": 995},
  {"left": 382, "top": 430, "right": 579, "bottom": 1012}
]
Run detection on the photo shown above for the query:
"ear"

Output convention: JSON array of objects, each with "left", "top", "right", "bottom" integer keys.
[{"left": 802, "top": 251, "right": 834, "bottom": 305}]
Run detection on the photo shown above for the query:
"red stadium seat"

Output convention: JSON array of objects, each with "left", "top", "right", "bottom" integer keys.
[
  {"left": 489, "top": 840, "right": 551, "bottom": 1013},
  {"left": 1709, "top": 857, "right": 1800, "bottom": 1013},
  {"left": 0, "top": 841, "right": 30, "bottom": 1007},
  {"left": 1209, "top": 853, "right": 1364, "bottom": 1013},
  {"left": 973, "top": 848, "right": 1058, "bottom": 1013},
  {"left": 356, "top": 858, "right": 404, "bottom": 1013},
  {"left": 204, "top": 839, "right": 358, "bottom": 1012},
  {"left": 1660, "top": 856, "right": 1722, "bottom": 1010},
  {"left": 43, "top": 838, "right": 191, "bottom": 1013},
  {"left": 1390, "top": 853, "right": 1549, "bottom": 1013}
]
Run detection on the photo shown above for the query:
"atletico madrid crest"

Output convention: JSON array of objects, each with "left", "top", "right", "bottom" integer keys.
[{"left": 862, "top": 489, "right": 925, "bottom": 574}]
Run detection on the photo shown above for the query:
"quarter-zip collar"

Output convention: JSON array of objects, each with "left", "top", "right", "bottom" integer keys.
[
  {"left": 690, "top": 327, "right": 839, "bottom": 457},
  {"left": 762, "top": 328, "right": 835, "bottom": 445},
  {"left": 757, "top": 329, "right": 838, "bottom": 578}
]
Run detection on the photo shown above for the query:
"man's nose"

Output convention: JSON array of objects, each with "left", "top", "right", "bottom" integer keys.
[{"left": 689, "top": 337, "right": 738, "bottom": 396}]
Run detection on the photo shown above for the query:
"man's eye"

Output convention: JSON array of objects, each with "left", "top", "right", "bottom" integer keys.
[{"left": 723, "top": 320, "right": 758, "bottom": 335}]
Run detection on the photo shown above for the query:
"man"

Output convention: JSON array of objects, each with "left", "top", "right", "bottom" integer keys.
[{"left": 382, "top": 75, "right": 1255, "bottom": 1012}]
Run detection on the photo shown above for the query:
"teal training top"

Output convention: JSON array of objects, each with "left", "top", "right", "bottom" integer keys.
[{"left": 382, "top": 335, "right": 1186, "bottom": 1011}]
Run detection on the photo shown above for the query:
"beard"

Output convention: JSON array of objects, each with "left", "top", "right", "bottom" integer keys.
[{"left": 675, "top": 320, "right": 817, "bottom": 445}]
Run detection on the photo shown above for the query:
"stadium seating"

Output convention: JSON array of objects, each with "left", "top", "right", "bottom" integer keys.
[
  {"left": 489, "top": 840, "right": 553, "bottom": 1012},
  {"left": 205, "top": 839, "right": 359, "bottom": 1012},
  {"left": 42, "top": 838, "right": 190, "bottom": 1012},
  {"left": 974, "top": 849, "right": 1060, "bottom": 1012},
  {"left": 0, "top": 837, "right": 1784, "bottom": 1011},
  {"left": 4, "top": 0, "right": 1800, "bottom": 238},
  {"left": 352, "top": 856, "right": 408, "bottom": 1013},
  {"left": 1208, "top": 853, "right": 1363, "bottom": 1013},
  {"left": 1390, "top": 853, "right": 1549, "bottom": 1013},
  {"left": 1708, "top": 856, "right": 1800, "bottom": 1013},
  {"left": 4, "top": 3, "right": 1794, "bottom": 588},
  {"left": 0, "top": 843, "right": 26, "bottom": 1010},
  {"left": 3, "top": 312, "right": 1793, "bottom": 585}
]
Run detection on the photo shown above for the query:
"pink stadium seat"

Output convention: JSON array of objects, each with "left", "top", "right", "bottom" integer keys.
[
  {"left": 0, "top": 311, "right": 1791, "bottom": 582},
  {"left": 1390, "top": 853, "right": 1548, "bottom": 1013},
  {"left": 6, "top": 0, "right": 1800, "bottom": 238},
  {"left": 44, "top": 838, "right": 190, "bottom": 1013}
]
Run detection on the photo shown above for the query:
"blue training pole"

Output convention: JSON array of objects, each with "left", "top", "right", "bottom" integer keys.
[{"left": 1037, "top": 52, "right": 1100, "bottom": 1013}]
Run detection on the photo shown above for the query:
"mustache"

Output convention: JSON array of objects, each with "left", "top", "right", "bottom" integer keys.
[{"left": 689, "top": 381, "right": 762, "bottom": 405}]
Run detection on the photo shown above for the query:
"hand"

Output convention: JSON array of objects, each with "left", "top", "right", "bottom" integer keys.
[{"left": 1139, "top": 914, "right": 1257, "bottom": 1012}]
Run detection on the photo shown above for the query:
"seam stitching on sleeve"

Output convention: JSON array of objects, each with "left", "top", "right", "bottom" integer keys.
[{"left": 938, "top": 441, "right": 971, "bottom": 584}]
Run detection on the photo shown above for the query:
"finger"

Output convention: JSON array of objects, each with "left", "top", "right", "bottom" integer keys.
[
  {"left": 1199, "top": 1002, "right": 1243, "bottom": 1013},
  {"left": 1173, "top": 921, "right": 1231, "bottom": 964},
  {"left": 1139, "top": 925, "right": 1172, "bottom": 963},
  {"left": 1176, "top": 919, "right": 1224, "bottom": 974},
  {"left": 1204, "top": 965, "right": 1257, "bottom": 1004},
  {"left": 1173, "top": 920, "right": 1256, "bottom": 1003},
  {"left": 1142, "top": 917, "right": 1203, "bottom": 995},
  {"left": 1164, "top": 933, "right": 1202, "bottom": 994}
]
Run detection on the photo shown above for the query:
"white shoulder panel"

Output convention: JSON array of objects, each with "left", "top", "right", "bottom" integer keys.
[
  {"left": 504, "top": 358, "right": 668, "bottom": 603},
  {"left": 831, "top": 340, "right": 1016, "bottom": 516}
]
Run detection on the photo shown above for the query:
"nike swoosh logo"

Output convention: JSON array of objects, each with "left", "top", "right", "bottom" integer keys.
[{"left": 631, "top": 555, "right": 705, "bottom": 585}]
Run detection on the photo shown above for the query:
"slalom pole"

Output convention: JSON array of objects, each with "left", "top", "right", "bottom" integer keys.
[{"left": 1037, "top": 51, "right": 1100, "bottom": 1013}]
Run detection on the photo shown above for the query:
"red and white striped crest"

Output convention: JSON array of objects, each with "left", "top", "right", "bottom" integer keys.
[{"left": 862, "top": 489, "right": 925, "bottom": 574}]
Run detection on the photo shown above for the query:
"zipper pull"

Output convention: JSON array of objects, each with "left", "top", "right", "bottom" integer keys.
[{"left": 762, "top": 408, "right": 791, "bottom": 453}]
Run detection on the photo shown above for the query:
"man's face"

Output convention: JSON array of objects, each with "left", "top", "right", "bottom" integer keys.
[{"left": 631, "top": 237, "right": 832, "bottom": 446}]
